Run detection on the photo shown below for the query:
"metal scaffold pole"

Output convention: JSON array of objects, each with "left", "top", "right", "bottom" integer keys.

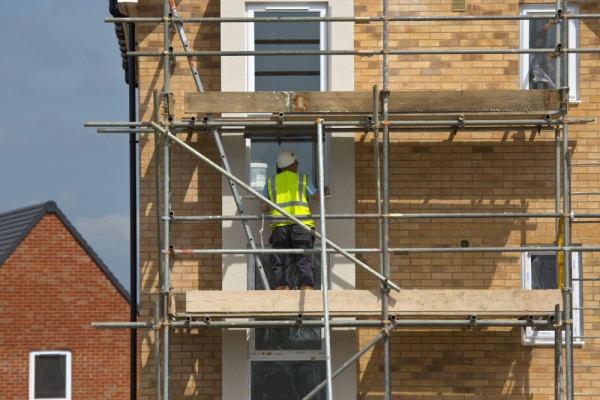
[
  {"left": 381, "top": 0, "right": 392, "bottom": 396},
  {"left": 317, "top": 119, "right": 333, "bottom": 399},
  {"left": 161, "top": 0, "right": 171, "bottom": 397}
]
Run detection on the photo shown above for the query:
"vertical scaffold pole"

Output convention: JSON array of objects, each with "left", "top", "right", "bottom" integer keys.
[
  {"left": 373, "top": 85, "right": 383, "bottom": 293},
  {"left": 560, "top": 1, "right": 574, "bottom": 399},
  {"left": 381, "top": 0, "right": 392, "bottom": 397},
  {"left": 317, "top": 119, "right": 333, "bottom": 399},
  {"left": 555, "top": 304, "right": 563, "bottom": 400},
  {"left": 154, "top": 300, "right": 161, "bottom": 400},
  {"left": 162, "top": 0, "right": 171, "bottom": 398}
]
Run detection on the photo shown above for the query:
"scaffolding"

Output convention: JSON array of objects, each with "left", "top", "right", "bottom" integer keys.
[{"left": 88, "top": 0, "right": 600, "bottom": 399}]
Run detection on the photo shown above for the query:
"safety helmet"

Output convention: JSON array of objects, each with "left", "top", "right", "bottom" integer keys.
[{"left": 276, "top": 149, "right": 297, "bottom": 168}]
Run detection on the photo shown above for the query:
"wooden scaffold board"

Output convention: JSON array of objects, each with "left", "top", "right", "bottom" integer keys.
[{"left": 185, "top": 289, "right": 562, "bottom": 319}]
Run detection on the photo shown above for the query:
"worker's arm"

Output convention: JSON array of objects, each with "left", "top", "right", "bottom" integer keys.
[
  {"left": 309, "top": 186, "right": 330, "bottom": 202},
  {"left": 260, "top": 201, "right": 269, "bottom": 214}
]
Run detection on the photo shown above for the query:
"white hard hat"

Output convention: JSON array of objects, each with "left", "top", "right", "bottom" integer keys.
[{"left": 277, "top": 149, "right": 297, "bottom": 168}]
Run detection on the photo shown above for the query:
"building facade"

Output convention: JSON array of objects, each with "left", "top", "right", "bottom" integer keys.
[{"left": 113, "top": 0, "right": 600, "bottom": 398}]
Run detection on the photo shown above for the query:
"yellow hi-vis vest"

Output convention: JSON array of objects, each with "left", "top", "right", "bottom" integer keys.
[{"left": 267, "top": 171, "right": 314, "bottom": 230}]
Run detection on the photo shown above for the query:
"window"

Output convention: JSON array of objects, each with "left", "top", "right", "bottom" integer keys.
[
  {"left": 246, "top": 3, "right": 329, "bottom": 193},
  {"left": 247, "top": 134, "right": 330, "bottom": 191},
  {"left": 520, "top": 251, "right": 583, "bottom": 346},
  {"left": 519, "top": 5, "right": 579, "bottom": 102},
  {"left": 248, "top": 254, "right": 329, "bottom": 399},
  {"left": 246, "top": 3, "right": 327, "bottom": 92},
  {"left": 29, "top": 351, "right": 71, "bottom": 400}
]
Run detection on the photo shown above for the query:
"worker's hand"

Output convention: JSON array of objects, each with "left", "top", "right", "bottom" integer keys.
[{"left": 323, "top": 186, "right": 330, "bottom": 196}]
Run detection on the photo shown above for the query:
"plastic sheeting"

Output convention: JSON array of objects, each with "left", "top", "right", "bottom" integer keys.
[
  {"left": 251, "top": 361, "right": 326, "bottom": 400},
  {"left": 528, "top": 18, "right": 557, "bottom": 89}
]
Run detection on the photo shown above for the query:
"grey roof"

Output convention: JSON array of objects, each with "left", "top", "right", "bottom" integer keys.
[{"left": 0, "top": 201, "right": 131, "bottom": 304}]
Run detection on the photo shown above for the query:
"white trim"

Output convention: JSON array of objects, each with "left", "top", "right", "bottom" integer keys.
[
  {"left": 520, "top": 251, "right": 584, "bottom": 346},
  {"left": 29, "top": 351, "right": 72, "bottom": 400},
  {"left": 519, "top": 4, "right": 579, "bottom": 101}
]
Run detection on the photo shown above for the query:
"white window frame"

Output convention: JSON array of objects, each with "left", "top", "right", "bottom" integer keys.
[
  {"left": 29, "top": 351, "right": 72, "bottom": 400},
  {"left": 519, "top": 4, "right": 580, "bottom": 102},
  {"left": 520, "top": 251, "right": 583, "bottom": 346},
  {"left": 246, "top": 2, "right": 329, "bottom": 93}
]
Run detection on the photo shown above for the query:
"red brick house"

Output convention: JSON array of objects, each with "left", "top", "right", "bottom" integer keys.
[{"left": 0, "top": 201, "right": 133, "bottom": 399}]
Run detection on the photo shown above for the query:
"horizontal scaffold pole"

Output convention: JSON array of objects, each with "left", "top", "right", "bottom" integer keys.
[
  {"left": 92, "top": 318, "right": 553, "bottom": 330},
  {"left": 170, "top": 211, "right": 564, "bottom": 222},
  {"left": 128, "top": 47, "right": 600, "bottom": 57},
  {"left": 104, "top": 13, "right": 600, "bottom": 24},
  {"left": 168, "top": 245, "right": 600, "bottom": 255},
  {"left": 150, "top": 121, "right": 401, "bottom": 292}
]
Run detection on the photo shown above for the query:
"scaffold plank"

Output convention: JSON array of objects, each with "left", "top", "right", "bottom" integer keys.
[
  {"left": 185, "top": 289, "right": 561, "bottom": 318},
  {"left": 185, "top": 90, "right": 561, "bottom": 114}
]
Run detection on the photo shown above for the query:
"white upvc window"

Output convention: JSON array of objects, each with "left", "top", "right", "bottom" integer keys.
[
  {"left": 29, "top": 351, "right": 72, "bottom": 400},
  {"left": 519, "top": 4, "right": 579, "bottom": 102},
  {"left": 520, "top": 251, "right": 583, "bottom": 346},
  {"left": 246, "top": 3, "right": 328, "bottom": 92},
  {"left": 245, "top": 3, "right": 330, "bottom": 192}
]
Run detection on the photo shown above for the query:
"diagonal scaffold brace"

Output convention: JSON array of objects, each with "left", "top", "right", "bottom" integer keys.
[{"left": 168, "top": 0, "right": 271, "bottom": 290}]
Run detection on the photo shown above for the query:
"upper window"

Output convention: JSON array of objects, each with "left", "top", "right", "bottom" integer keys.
[
  {"left": 519, "top": 5, "right": 579, "bottom": 102},
  {"left": 247, "top": 3, "right": 328, "bottom": 92},
  {"left": 521, "top": 251, "right": 583, "bottom": 346},
  {"left": 29, "top": 351, "right": 71, "bottom": 400}
]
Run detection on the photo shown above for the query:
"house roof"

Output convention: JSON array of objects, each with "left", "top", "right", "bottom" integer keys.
[{"left": 0, "top": 201, "right": 131, "bottom": 304}]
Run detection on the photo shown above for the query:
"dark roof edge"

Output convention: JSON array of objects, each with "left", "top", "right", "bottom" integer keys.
[{"left": 0, "top": 202, "right": 49, "bottom": 266}]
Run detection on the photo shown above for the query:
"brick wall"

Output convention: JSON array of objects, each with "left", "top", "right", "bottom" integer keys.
[
  {"left": 354, "top": 0, "right": 600, "bottom": 398},
  {"left": 0, "top": 214, "right": 132, "bottom": 399},
  {"left": 136, "top": 0, "right": 223, "bottom": 397}
]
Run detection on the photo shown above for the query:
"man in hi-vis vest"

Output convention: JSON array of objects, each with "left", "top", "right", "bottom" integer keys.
[{"left": 260, "top": 149, "right": 330, "bottom": 290}]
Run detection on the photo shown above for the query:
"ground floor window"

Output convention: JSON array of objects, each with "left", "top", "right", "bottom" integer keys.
[
  {"left": 250, "top": 360, "right": 326, "bottom": 399},
  {"left": 29, "top": 351, "right": 71, "bottom": 400}
]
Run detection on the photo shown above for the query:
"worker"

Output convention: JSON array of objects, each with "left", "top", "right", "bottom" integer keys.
[{"left": 260, "top": 149, "right": 329, "bottom": 290}]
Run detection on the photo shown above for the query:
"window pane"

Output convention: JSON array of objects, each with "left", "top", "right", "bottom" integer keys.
[
  {"left": 251, "top": 361, "right": 327, "bottom": 400},
  {"left": 254, "top": 11, "right": 321, "bottom": 92},
  {"left": 530, "top": 254, "right": 558, "bottom": 290},
  {"left": 528, "top": 17, "right": 557, "bottom": 89},
  {"left": 35, "top": 355, "right": 66, "bottom": 399}
]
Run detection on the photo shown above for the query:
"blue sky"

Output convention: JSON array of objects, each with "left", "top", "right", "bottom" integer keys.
[{"left": 0, "top": 2, "right": 132, "bottom": 289}]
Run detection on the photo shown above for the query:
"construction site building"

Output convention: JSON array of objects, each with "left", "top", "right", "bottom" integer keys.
[{"left": 97, "top": 0, "right": 600, "bottom": 398}]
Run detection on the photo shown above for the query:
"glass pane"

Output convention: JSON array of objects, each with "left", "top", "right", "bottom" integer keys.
[
  {"left": 254, "top": 11, "right": 321, "bottom": 92},
  {"left": 251, "top": 361, "right": 327, "bottom": 400},
  {"left": 250, "top": 140, "right": 315, "bottom": 190},
  {"left": 528, "top": 17, "right": 557, "bottom": 89},
  {"left": 531, "top": 254, "right": 558, "bottom": 290},
  {"left": 35, "top": 355, "right": 66, "bottom": 399}
]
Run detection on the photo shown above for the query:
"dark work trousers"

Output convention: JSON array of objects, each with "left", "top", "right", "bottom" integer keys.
[{"left": 271, "top": 224, "right": 315, "bottom": 288}]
